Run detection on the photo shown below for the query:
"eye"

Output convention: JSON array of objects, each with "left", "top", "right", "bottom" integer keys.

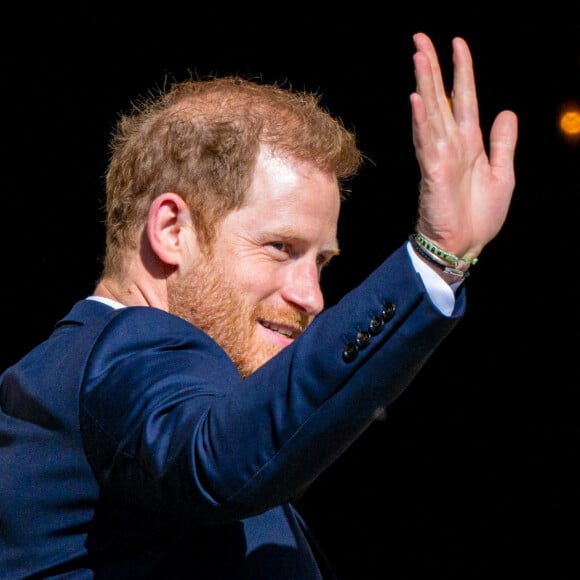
[
  {"left": 269, "top": 241, "right": 288, "bottom": 253},
  {"left": 317, "top": 253, "right": 334, "bottom": 269}
]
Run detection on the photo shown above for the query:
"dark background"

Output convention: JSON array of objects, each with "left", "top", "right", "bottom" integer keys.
[{"left": 2, "top": 9, "right": 579, "bottom": 579}]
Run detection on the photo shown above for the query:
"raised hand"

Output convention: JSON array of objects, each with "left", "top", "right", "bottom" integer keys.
[{"left": 410, "top": 32, "right": 518, "bottom": 262}]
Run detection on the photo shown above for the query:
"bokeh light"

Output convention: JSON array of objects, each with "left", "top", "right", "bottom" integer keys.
[{"left": 558, "top": 100, "right": 580, "bottom": 144}]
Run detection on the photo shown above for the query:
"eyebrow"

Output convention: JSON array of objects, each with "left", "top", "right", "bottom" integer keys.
[
  {"left": 270, "top": 228, "right": 341, "bottom": 257},
  {"left": 324, "top": 246, "right": 341, "bottom": 259}
]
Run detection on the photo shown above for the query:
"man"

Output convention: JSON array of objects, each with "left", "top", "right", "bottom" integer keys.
[{"left": 0, "top": 33, "right": 517, "bottom": 578}]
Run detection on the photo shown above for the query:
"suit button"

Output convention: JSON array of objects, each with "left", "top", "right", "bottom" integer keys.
[
  {"left": 356, "top": 330, "right": 371, "bottom": 349},
  {"left": 382, "top": 302, "right": 396, "bottom": 321},
  {"left": 368, "top": 316, "right": 384, "bottom": 335},
  {"left": 342, "top": 342, "right": 358, "bottom": 362}
]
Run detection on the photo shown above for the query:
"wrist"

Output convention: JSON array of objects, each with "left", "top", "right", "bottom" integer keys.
[{"left": 409, "top": 233, "right": 477, "bottom": 281}]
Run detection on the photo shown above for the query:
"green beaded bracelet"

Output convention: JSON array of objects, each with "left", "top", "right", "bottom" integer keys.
[
  {"left": 409, "top": 234, "right": 470, "bottom": 279},
  {"left": 414, "top": 232, "right": 479, "bottom": 267}
]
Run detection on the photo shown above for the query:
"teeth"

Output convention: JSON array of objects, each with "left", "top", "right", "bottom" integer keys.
[{"left": 262, "top": 321, "right": 296, "bottom": 338}]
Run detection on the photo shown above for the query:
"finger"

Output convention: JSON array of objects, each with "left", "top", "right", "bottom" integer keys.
[
  {"left": 410, "top": 91, "right": 430, "bottom": 151},
  {"left": 413, "top": 33, "right": 454, "bottom": 135},
  {"left": 410, "top": 90, "right": 448, "bottom": 174},
  {"left": 413, "top": 33, "right": 449, "bottom": 111},
  {"left": 450, "top": 37, "right": 479, "bottom": 127},
  {"left": 489, "top": 110, "right": 518, "bottom": 182}
]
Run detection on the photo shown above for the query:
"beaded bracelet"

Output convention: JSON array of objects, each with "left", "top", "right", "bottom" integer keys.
[
  {"left": 414, "top": 232, "right": 479, "bottom": 267},
  {"left": 409, "top": 234, "right": 471, "bottom": 279}
]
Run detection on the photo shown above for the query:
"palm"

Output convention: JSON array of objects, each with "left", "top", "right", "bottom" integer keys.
[{"left": 411, "top": 33, "right": 518, "bottom": 259}]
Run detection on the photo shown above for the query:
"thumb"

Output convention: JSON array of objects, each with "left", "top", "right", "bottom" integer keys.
[{"left": 489, "top": 110, "right": 518, "bottom": 184}]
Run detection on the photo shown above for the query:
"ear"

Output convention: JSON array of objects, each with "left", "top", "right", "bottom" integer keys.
[{"left": 147, "top": 193, "right": 197, "bottom": 266}]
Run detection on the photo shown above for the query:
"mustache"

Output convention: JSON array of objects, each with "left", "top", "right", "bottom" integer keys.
[{"left": 253, "top": 304, "right": 310, "bottom": 334}]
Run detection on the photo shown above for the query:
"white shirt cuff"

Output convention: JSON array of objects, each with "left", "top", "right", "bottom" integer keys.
[{"left": 406, "top": 241, "right": 460, "bottom": 317}]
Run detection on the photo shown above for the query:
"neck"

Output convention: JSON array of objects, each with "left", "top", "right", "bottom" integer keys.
[{"left": 93, "top": 276, "right": 168, "bottom": 310}]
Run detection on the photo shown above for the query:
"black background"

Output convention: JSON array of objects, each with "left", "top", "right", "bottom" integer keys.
[{"left": 2, "top": 8, "right": 579, "bottom": 579}]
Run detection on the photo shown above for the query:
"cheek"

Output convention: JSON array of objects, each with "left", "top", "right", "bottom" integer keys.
[{"left": 231, "top": 261, "right": 281, "bottom": 303}]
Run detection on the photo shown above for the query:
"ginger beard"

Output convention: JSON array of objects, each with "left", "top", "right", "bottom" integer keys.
[{"left": 168, "top": 252, "right": 309, "bottom": 378}]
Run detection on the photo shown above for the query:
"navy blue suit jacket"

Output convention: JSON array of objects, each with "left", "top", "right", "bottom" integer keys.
[{"left": 0, "top": 244, "right": 465, "bottom": 578}]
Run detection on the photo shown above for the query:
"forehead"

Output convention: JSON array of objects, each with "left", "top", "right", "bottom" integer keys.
[
  {"left": 248, "top": 148, "right": 340, "bottom": 215},
  {"left": 219, "top": 148, "right": 341, "bottom": 248}
]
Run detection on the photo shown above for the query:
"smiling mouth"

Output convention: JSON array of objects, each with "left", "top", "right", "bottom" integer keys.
[{"left": 259, "top": 320, "right": 302, "bottom": 339}]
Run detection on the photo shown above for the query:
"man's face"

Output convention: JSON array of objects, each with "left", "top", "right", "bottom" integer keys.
[{"left": 168, "top": 148, "right": 341, "bottom": 377}]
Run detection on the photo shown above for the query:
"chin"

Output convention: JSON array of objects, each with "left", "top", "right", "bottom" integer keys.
[{"left": 237, "top": 342, "right": 285, "bottom": 378}]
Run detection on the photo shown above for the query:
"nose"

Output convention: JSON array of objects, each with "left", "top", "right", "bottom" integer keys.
[{"left": 281, "top": 259, "right": 325, "bottom": 317}]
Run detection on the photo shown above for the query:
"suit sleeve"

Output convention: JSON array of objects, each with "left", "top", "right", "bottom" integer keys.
[{"left": 80, "top": 243, "right": 465, "bottom": 523}]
